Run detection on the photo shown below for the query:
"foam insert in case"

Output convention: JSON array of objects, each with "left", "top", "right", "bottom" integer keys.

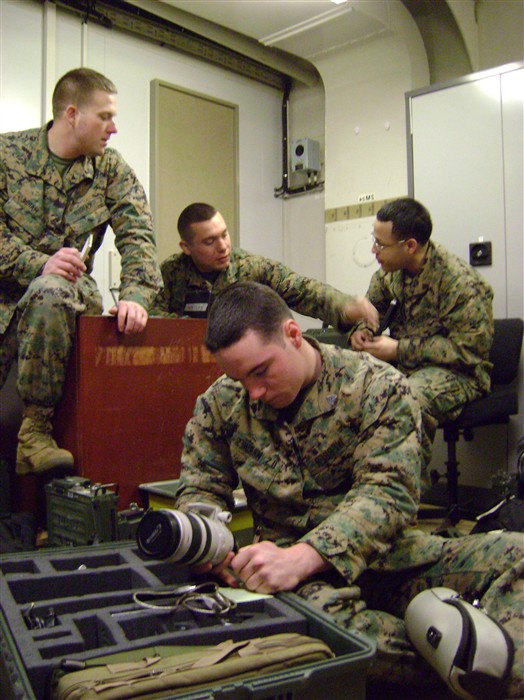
[{"left": 0, "top": 543, "right": 374, "bottom": 699}]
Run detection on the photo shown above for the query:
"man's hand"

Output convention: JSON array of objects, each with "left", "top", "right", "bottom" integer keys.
[
  {"left": 41, "top": 247, "right": 86, "bottom": 282},
  {"left": 226, "top": 541, "right": 330, "bottom": 594},
  {"left": 353, "top": 334, "right": 399, "bottom": 362},
  {"left": 340, "top": 297, "right": 378, "bottom": 331},
  {"left": 350, "top": 328, "right": 373, "bottom": 350},
  {"left": 193, "top": 551, "right": 239, "bottom": 588},
  {"left": 108, "top": 301, "right": 148, "bottom": 334}
]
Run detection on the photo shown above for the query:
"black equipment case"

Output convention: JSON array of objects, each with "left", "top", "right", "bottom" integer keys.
[{"left": 0, "top": 542, "right": 374, "bottom": 700}]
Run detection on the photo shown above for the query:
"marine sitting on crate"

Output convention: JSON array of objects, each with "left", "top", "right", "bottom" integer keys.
[
  {"left": 174, "top": 282, "right": 523, "bottom": 697},
  {"left": 0, "top": 68, "right": 162, "bottom": 476}
]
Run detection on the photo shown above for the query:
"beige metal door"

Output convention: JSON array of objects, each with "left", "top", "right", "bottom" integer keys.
[{"left": 150, "top": 80, "right": 239, "bottom": 263}]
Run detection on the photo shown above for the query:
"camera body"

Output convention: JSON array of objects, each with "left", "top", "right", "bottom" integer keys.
[{"left": 136, "top": 503, "right": 234, "bottom": 567}]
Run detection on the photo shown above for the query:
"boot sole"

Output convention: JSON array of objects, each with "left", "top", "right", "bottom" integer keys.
[{"left": 16, "top": 457, "right": 75, "bottom": 476}]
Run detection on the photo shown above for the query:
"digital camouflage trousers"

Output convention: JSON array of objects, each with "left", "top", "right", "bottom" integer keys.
[
  {"left": 299, "top": 530, "right": 524, "bottom": 696},
  {"left": 0, "top": 274, "right": 102, "bottom": 407}
]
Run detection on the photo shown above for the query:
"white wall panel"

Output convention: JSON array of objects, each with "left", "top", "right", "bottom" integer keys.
[
  {"left": 410, "top": 75, "right": 506, "bottom": 316},
  {"left": 501, "top": 68, "right": 524, "bottom": 320},
  {"left": 326, "top": 218, "right": 378, "bottom": 298},
  {"left": 407, "top": 64, "right": 524, "bottom": 480},
  {"left": 0, "top": 0, "right": 43, "bottom": 131}
]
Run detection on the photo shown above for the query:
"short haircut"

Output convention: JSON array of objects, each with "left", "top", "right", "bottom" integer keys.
[
  {"left": 177, "top": 203, "right": 217, "bottom": 242},
  {"left": 52, "top": 68, "right": 117, "bottom": 118},
  {"left": 205, "top": 282, "right": 292, "bottom": 352},
  {"left": 376, "top": 197, "right": 433, "bottom": 245}
]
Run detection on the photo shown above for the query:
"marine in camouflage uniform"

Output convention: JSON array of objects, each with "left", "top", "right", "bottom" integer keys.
[
  {"left": 0, "top": 68, "right": 162, "bottom": 474},
  {"left": 175, "top": 282, "right": 523, "bottom": 696},
  {"left": 351, "top": 199, "right": 494, "bottom": 474},
  {"left": 150, "top": 202, "right": 378, "bottom": 330},
  {"left": 153, "top": 247, "right": 360, "bottom": 327}
]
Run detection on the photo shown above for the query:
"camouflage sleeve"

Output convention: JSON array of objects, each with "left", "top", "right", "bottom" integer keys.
[
  {"left": 148, "top": 289, "right": 178, "bottom": 317},
  {"left": 396, "top": 272, "right": 494, "bottom": 375},
  {"left": 175, "top": 381, "right": 240, "bottom": 514},
  {"left": 0, "top": 137, "right": 49, "bottom": 283},
  {"left": 243, "top": 254, "right": 355, "bottom": 327},
  {"left": 106, "top": 152, "right": 162, "bottom": 310},
  {"left": 349, "top": 270, "right": 391, "bottom": 336},
  {"left": 148, "top": 255, "right": 184, "bottom": 317},
  {"left": 300, "top": 366, "right": 422, "bottom": 584},
  {"left": 367, "top": 270, "right": 394, "bottom": 312}
]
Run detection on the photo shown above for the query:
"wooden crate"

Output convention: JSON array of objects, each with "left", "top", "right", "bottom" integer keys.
[{"left": 52, "top": 316, "right": 221, "bottom": 509}]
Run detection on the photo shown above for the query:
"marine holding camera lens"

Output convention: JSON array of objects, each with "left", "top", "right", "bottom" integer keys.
[{"left": 136, "top": 503, "right": 235, "bottom": 567}]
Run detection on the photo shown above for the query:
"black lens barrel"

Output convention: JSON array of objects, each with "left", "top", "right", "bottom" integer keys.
[{"left": 136, "top": 510, "right": 182, "bottom": 560}]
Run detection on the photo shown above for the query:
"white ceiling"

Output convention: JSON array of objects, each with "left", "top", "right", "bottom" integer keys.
[{"left": 162, "top": 1, "right": 389, "bottom": 60}]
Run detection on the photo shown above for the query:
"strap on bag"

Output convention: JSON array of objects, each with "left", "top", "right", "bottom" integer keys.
[{"left": 51, "top": 632, "right": 334, "bottom": 700}]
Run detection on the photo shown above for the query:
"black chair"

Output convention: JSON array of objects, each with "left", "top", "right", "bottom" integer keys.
[
  {"left": 421, "top": 317, "right": 524, "bottom": 520},
  {"left": 306, "top": 319, "right": 524, "bottom": 520}
]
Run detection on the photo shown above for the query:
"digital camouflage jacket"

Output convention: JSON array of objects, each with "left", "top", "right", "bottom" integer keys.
[
  {"left": 176, "top": 340, "right": 445, "bottom": 586},
  {"left": 362, "top": 242, "right": 494, "bottom": 392},
  {"left": 0, "top": 123, "right": 162, "bottom": 333},
  {"left": 151, "top": 247, "right": 354, "bottom": 328}
]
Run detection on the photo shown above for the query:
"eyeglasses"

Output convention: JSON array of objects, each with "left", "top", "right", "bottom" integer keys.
[{"left": 370, "top": 234, "right": 405, "bottom": 251}]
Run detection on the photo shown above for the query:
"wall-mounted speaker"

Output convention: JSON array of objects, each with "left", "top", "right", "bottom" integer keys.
[{"left": 291, "top": 138, "right": 321, "bottom": 173}]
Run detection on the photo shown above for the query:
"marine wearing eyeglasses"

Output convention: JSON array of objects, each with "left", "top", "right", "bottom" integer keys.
[{"left": 351, "top": 197, "right": 493, "bottom": 475}]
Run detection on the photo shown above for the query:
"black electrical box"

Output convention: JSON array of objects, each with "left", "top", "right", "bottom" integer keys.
[{"left": 469, "top": 241, "right": 492, "bottom": 266}]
